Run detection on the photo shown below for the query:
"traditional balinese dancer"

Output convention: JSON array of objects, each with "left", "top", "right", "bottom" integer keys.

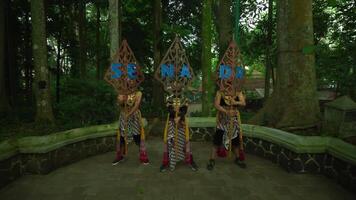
[
  {"left": 155, "top": 36, "right": 198, "bottom": 172},
  {"left": 104, "top": 40, "right": 149, "bottom": 165},
  {"left": 207, "top": 40, "right": 247, "bottom": 170}
]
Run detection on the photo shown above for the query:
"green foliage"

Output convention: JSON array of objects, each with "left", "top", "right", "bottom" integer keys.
[
  {"left": 313, "top": 0, "right": 356, "bottom": 98},
  {"left": 2, "top": 0, "right": 356, "bottom": 139},
  {"left": 54, "top": 79, "right": 117, "bottom": 129}
]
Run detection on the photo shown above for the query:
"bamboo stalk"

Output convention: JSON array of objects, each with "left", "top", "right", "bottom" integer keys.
[
  {"left": 124, "top": 104, "right": 128, "bottom": 155},
  {"left": 139, "top": 111, "right": 145, "bottom": 140},
  {"left": 237, "top": 110, "right": 243, "bottom": 150},
  {"left": 185, "top": 117, "right": 189, "bottom": 142},
  {"left": 174, "top": 108, "right": 179, "bottom": 158},
  {"left": 163, "top": 113, "right": 169, "bottom": 143},
  {"left": 228, "top": 105, "right": 233, "bottom": 158}
]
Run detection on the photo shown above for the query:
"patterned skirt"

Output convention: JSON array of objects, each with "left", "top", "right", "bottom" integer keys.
[
  {"left": 216, "top": 111, "right": 240, "bottom": 149},
  {"left": 167, "top": 120, "right": 187, "bottom": 170},
  {"left": 118, "top": 110, "right": 142, "bottom": 138}
]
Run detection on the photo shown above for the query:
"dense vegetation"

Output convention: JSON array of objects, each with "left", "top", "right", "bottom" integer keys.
[{"left": 0, "top": 0, "right": 355, "bottom": 139}]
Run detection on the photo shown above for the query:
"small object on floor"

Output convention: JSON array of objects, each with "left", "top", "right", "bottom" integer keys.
[
  {"left": 190, "top": 161, "right": 198, "bottom": 171},
  {"left": 235, "top": 158, "right": 246, "bottom": 168},
  {"left": 112, "top": 157, "right": 125, "bottom": 166},
  {"left": 207, "top": 159, "right": 215, "bottom": 171}
]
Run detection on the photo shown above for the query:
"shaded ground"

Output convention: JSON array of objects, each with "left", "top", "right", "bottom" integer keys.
[{"left": 0, "top": 138, "right": 354, "bottom": 200}]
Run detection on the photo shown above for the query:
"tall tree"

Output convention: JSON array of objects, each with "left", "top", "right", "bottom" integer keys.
[
  {"left": 31, "top": 0, "right": 54, "bottom": 123},
  {"left": 152, "top": 0, "right": 164, "bottom": 114},
  {"left": 250, "top": 0, "right": 320, "bottom": 132},
  {"left": 0, "top": 0, "right": 10, "bottom": 114},
  {"left": 109, "top": 0, "right": 119, "bottom": 59},
  {"left": 201, "top": 0, "right": 214, "bottom": 116},
  {"left": 234, "top": 0, "right": 241, "bottom": 44},
  {"left": 264, "top": 0, "right": 274, "bottom": 100},
  {"left": 24, "top": 8, "right": 33, "bottom": 101},
  {"left": 56, "top": 2, "right": 64, "bottom": 103},
  {"left": 96, "top": 2, "right": 101, "bottom": 80},
  {"left": 216, "top": 0, "right": 232, "bottom": 59},
  {"left": 78, "top": 0, "right": 87, "bottom": 78},
  {"left": 118, "top": 0, "right": 122, "bottom": 45},
  {"left": 5, "top": 0, "right": 19, "bottom": 107}
]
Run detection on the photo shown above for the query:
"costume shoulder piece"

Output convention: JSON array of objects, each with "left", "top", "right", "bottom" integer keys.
[
  {"left": 104, "top": 40, "right": 144, "bottom": 95},
  {"left": 166, "top": 94, "right": 189, "bottom": 108}
]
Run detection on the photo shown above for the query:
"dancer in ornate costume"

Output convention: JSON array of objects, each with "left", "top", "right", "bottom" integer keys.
[
  {"left": 155, "top": 36, "right": 198, "bottom": 172},
  {"left": 104, "top": 40, "right": 149, "bottom": 165},
  {"left": 207, "top": 40, "right": 247, "bottom": 170}
]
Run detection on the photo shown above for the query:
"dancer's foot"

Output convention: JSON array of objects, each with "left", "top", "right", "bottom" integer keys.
[
  {"left": 190, "top": 161, "right": 198, "bottom": 172},
  {"left": 142, "top": 159, "right": 149, "bottom": 165},
  {"left": 207, "top": 159, "right": 215, "bottom": 171},
  {"left": 112, "top": 157, "right": 125, "bottom": 166},
  {"left": 160, "top": 164, "right": 168, "bottom": 172},
  {"left": 235, "top": 158, "right": 246, "bottom": 168}
]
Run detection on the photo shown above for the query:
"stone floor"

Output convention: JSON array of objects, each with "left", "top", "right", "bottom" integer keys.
[{"left": 0, "top": 138, "right": 355, "bottom": 200}]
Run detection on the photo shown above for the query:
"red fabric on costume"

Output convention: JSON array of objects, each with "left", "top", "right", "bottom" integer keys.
[
  {"left": 217, "top": 146, "right": 227, "bottom": 157},
  {"left": 239, "top": 149, "right": 245, "bottom": 161},
  {"left": 139, "top": 150, "right": 149, "bottom": 163},
  {"left": 185, "top": 153, "right": 192, "bottom": 164},
  {"left": 162, "top": 152, "right": 169, "bottom": 166}
]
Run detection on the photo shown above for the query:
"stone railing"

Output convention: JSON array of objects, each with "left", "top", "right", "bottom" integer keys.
[
  {"left": 1, "top": 117, "right": 355, "bottom": 192},
  {"left": 0, "top": 122, "right": 127, "bottom": 188},
  {"left": 188, "top": 117, "right": 356, "bottom": 193}
]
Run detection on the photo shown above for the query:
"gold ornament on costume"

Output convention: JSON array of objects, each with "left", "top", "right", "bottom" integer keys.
[
  {"left": 166, "top": 95, "right": 188, "bottom": 108},
  {"left": 222, "top": 93, "right": 237, "bottom": 106},
  {"left": 126, "top": 93, "right": 136, "bottom": 107}
]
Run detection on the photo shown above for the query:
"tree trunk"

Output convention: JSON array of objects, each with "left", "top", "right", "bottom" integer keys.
[
  {"left": 78, "top": 0, "right": 86, "bottom": 78},
  {"left": 118, "top": 0, "right": 122, "bottom": 46},
  {"left": 56, "top": 35, "right": 61, "bottom": 103},
  {"left": 0, "top": 0, "right": 9, "bottom": 114},
  {"left": 250, "top": 0, "right": 320, "bottom": 133},
  {"left": 56, "top": 27, "right": 61, "bottom": 103},
  {"left": 264, "top": 0, "right": 273, "bottom": 100},
  {"left": 56, "top": 2, "right": 64, "bottom": 104},
  {"left": 24, "top": 10, "right": 33, "bottom": 104},
  {"left": 201, "top": 0, "right": 214, "bottom": 116},
  {"left": 69, "top": 3, "right": 79, "bottom": 77},
  {"left": 96, "top": 3, "right": 101, "bottom": 80},
  {"left": 152, "top": 0, "right": 164, "bottom": 116},
  {"left": 31, "top": 0, "right": 54, "bottom": 123},
  {"left": 5, "top": 0, "right": 18, "bottom": 107},
  {"left": 234, "top": 0, "right": 241, "bottom": 44},
  {"left": 217, "top": 0, "right": 232, "bottom": 59},
  {"left": 109, "top": 0, "right": 119, "bottom": 60}
]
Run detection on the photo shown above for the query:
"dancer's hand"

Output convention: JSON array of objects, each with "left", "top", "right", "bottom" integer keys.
[
  {"left": 118, "top": 95, "right": 127, "bottom": 102},
  {"left": 174, "top": 117, "right": 180, "bottom": 124},
  {"left": 123, "top": 112, "right": 130, "bottom": 120},
  {"left": 228, "top": 110, "right": 237, "bottom": 116}
]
